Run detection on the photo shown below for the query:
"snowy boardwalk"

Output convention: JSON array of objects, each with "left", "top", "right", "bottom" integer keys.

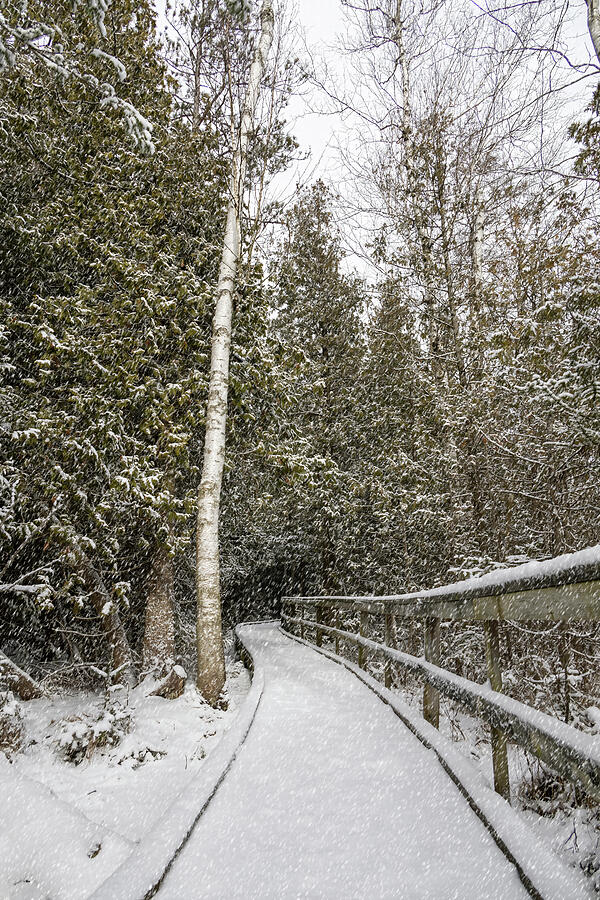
[{"left": 158, "top": 622, "right": 527, "bottom": 899}]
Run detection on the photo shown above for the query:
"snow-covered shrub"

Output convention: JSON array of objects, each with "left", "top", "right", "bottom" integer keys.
[
  {"left": 0, "top": 691, "right": 23, "bottom": 753},
  {"left": 56, "top": 702, "right": 131, "bottom": 764},
  {"left": 115, "top": 742, "right": 167, "bottom": 769}
]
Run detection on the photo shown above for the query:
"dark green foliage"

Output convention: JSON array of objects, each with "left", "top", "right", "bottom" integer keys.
[{"left": 0, "top": 0, "right": 273, "bottom": 670}]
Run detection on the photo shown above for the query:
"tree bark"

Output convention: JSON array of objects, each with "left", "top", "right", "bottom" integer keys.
[
  {"left": 0, "top": 653, "right": 45, "bottom": 700},
  {"left": 75, "top": 549, "right": 135, "bottom": 687},
  {"left": 394, "top": 0, "right": 440, "bottom": 381},
  {"left": 196, "top": 0, "right": 274, "bottom": 706},
  {"left": 149, "top": 664, "right": 187, "bottom": 700},
  {"left": 588, "top": 0, "right": 600, "bottom": 64},
  {"left": 143, "top": 544, "right": 176, "bottom": 676}
]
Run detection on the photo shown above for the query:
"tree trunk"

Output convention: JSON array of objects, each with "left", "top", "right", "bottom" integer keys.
[
  {"left": 75, "top": 550, "right": 135, "bottom": 687},
  {"left": 394, "top": 0, "right": 440, "bottom": 382},
  {"left": 143, "top": 544, "right": 176, "bottom": 676},
  {"left": 195, "top": 0, "right": 274, "bottom": 706},
  {"left": 149, "top": 664, "right": 187, "bottom": 700},
  {"left": 0, "top": 653, "right": 45, "bottom": 699},
  {"left": 588, "top": 0, "right": 600, "bottom": 64}
]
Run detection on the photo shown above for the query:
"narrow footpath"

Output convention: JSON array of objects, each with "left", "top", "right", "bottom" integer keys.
[{"left": 158, "top": 622, "right": 527, "bottom": 899}]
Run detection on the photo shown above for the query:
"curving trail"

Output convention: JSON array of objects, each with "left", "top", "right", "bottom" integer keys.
[{"left": 158, "top": 622, "right": 529, "bottom": 900}]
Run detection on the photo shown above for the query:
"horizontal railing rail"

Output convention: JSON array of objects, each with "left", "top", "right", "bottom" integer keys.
[
  {"left": 281, "top": 547, "right": 600, "bottom": 803},
  {"left": 282, "top": 615, "right": 600, "bottom": 800}
]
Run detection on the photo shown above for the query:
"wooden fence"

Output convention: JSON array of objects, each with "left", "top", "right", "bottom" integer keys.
[{"left": 281, "top": 554, "right": 600, "bottom": 803}]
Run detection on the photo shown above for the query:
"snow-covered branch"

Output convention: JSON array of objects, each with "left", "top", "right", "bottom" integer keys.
[{"left": 0, "top": 2, "right": 154, "bottom": 151}]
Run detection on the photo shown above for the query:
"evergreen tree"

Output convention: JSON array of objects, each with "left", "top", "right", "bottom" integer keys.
[
  {"left": 270, "top": 181, "right": 366, "bottom": 594},
  {"left": 0, "top": 0, "right": 224, "bottom": 679}
]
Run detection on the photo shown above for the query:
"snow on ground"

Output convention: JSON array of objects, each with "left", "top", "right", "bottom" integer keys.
[
  {"left": 159, "top": 623, "right": 531, "bottom": 900},
  {"left": 0, "top": 657, "right": 250, "bottom": 899},
  {"left": 3, "top": 621, "right": 597, "bottom": 899}
]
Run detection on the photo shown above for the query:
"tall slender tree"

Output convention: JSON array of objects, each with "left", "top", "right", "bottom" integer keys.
[{"left": 196, "top": 0, "right": 274, "bottom": 705}]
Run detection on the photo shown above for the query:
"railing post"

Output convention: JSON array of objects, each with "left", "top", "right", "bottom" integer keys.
[
  {"left": 335, "top": 608, "right": 340, "bottom": 655},
  {"left": 423, "top": 617, "right": 440, "bottom": 728},
  {"left": 384, "top": 610, "right": 393, "bottom": 689},
  {"left": 358, "top": 610, "right": 368, "bottom": 670},
  {"left": 315, "top": 605, "right": 322, "bottom": 647},
  {"left": 484, "top": 620, "right": 511, "bottom": 801}
]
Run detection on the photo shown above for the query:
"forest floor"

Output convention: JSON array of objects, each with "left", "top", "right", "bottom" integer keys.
[{"left": 0, "top": 652, "right": 250, "bottom": 899}]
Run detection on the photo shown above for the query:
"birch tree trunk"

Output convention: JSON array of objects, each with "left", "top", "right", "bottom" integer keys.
[
  {"left": 196, "top": 0, "right": 274, "bottom": 706},
  {"left": 588, "top": 0, "right": 600, "bottom": 64}
]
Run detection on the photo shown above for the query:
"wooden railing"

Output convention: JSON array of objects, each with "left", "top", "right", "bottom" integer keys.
[{"left": 281, "top": 550, "right": 600, "bottom": 803}]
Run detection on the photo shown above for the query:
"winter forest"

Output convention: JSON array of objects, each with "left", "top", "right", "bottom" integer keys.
[{"left": 2, "top": 0, "right": 600, "bottom": 897}]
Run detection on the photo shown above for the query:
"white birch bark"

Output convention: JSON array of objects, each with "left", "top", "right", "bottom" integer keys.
[
  {"left": 196, "top": 0, "right": 274, "bottom": 706},
  {"left": 588, "top": 0, "right": 600, "bottom": 65}
]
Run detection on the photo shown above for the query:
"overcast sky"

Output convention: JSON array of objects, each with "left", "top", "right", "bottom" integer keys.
[
  {"left": 156, "top": 0, "right": 347, "bottom": 188},
  {"left": 156, "top": 0, "right": 596, "bottom": 169},
  {"left": 286, "top": 0, "right": 342, "bottom": 167},
  {"left": 156, "top": 0, "right": 597, "bottom": 273}
]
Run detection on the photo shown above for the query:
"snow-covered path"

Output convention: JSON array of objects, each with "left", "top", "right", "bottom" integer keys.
[{"left": 158, "top": 622, "right": 527, "bottom": 899}]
